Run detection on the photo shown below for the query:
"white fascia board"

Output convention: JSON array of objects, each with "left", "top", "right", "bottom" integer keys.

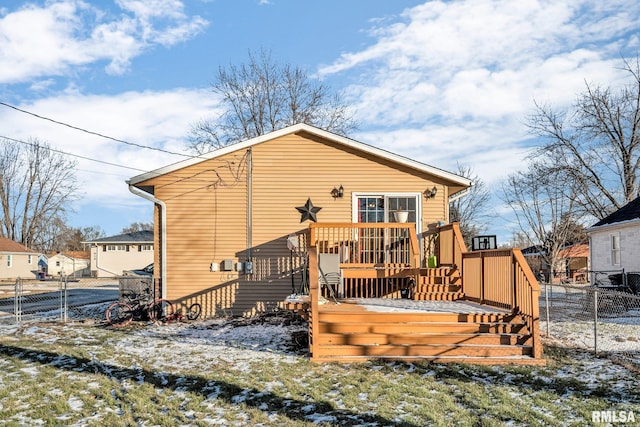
[
  {"left": 586, "top": 218, "right": 640, "bottom": 234},
  {"left": 127, "top": 123, "right": 472, "bottom": 188}
]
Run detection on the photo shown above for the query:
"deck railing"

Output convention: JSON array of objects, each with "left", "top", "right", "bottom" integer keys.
[
  {"left": 308, "top": 223, "right": 421, "bottom": 298},
  {"left": 436, "top": 223, "right": 467, "bottom": 268},
  {"left": 461, "top": 248, "right": 542, "bottom": 359}
]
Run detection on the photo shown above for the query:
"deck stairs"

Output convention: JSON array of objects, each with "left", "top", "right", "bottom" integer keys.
[{"left": 310, "top": 266, "right": 543, "bottom": 365}]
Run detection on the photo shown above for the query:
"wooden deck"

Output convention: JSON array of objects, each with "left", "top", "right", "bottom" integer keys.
[
  {"left": 286, "top": 297, "right": 544, "bottom": 365},
  {"left": 286, "top": 222, "right": 544, "bottom": 365}
]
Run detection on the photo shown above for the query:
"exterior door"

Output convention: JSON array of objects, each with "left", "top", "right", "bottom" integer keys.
[{"left": 354, "top": 194, "right": 421, "bottom": 263}]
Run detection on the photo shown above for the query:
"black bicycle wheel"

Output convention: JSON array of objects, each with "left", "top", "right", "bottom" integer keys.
[
  {"left": 186, "top": 303, "right": 202, "bottom": 320},
  {"left": 148, "top": 299, "right": 175, "bottom": 323},
  {"left": 106, "top": 302, "right": 134, "bottom": 327}
]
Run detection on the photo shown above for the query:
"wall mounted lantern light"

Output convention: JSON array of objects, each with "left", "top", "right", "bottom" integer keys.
[
  {"left": 331, "top": 185, "right": 344, "bottom": 199},
  {"left": 424, "top": 186, "right": 438, "bottom": 199}
]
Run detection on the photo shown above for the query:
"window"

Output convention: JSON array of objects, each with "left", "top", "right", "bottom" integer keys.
[
  {"left": 611, "top": 233, "right": 621, "bottom": 266},
  {"left": 56, "top": 261, "right": 61, "bottom": 267},
  {"left": 139, "top": 245, "right": 152, "bottom": 252},
  {"left": 106, "top": 245, "right": 127, "bottom": 252},
  {"left": 353, "top": 193, "right": 422, "bottom": 263},
  {"left": 7, "top": 255, "right": 12, "bottom": 268},
  {"left": 354, "top": 194, "right": 420, "bottom": 225},
  {"left": 27, "top": 255, "right": 32, "bottom": 264}
]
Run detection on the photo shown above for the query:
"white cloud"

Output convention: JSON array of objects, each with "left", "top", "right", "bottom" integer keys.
[
  {"left": 0, "top": 88, "right": 220, "bottom": 210},
  {"left": 324, "top": 0, "right": 638, "bottom": 177},
  {"left": 0, "top": 0, "right": 208, "bottom": 83},
  {"left": 322, "top": 0, "right": 639, "bottom": 240}
]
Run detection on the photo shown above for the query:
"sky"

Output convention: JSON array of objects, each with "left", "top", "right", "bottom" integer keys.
[{"left": 0, "top": 0, "right": 638, "bottom": 243}]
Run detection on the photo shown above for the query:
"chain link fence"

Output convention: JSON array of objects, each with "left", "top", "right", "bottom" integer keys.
[
  {"left": 540, "top": 275, "right": 640, "bottom": 367},
  {"left": 0, "top": 276, "right": 145, "bottom": 325}
]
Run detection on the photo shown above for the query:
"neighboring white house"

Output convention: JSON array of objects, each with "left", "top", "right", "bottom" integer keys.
[
  {"left": 0, "top": 237, "right": 40, "bottom": 280},
  {"left": 84, "top": 230, "right": 154, "bottom": 278},
  {"left": 46, "top": 251, "right": 91, "bottom": 278},
  {"left": 587, "top": 197, "right": 640, "bottom": 274}
]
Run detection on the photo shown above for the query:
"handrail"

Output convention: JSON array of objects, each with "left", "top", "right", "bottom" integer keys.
[
  {"left": 309, "top": 222, "right": 421, "bottom": 269},
  {"left": 462, "top": 248, "right": 542, "bottom": 359},
  {"left": 308, "top": 245, "right": 319, "bottom": 359}
]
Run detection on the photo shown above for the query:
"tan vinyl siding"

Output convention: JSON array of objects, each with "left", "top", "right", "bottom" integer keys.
[{"left": 138, "top": 132, "right": 454, "bottom": 316}]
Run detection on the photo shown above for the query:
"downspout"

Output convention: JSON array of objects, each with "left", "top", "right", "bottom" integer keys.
[
  {"left": 246, "top": 148, "right": 253, "bottom": 268},
  {"left": 128, "top": 184, "right": 167, "bottom": 299}
]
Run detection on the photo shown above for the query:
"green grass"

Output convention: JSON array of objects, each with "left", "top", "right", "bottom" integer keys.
[{"left": 0, "top": 318, "right": 638, "bottom": 426}]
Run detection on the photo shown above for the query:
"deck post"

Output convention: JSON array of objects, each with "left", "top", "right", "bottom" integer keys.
[{"left": 308, "top": 245, "right": 320, "bottom": 360}]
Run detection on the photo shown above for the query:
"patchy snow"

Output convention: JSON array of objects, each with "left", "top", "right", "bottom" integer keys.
[
  {"left": 350, "top": 298, "right": 508, "bottom": 313},
  {"left": 0, "top": 300, "right": 639, "bottom": 425}
]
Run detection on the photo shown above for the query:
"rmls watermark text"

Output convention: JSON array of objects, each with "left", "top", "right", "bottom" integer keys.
[{"left": 592, "top": 410, "right": 635, "bottom": 424}]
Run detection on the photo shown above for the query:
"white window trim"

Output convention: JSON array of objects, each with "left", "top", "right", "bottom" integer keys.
[
  {"left": 351, "top": 192, "right": 423, "bottom": 234},
  {"left": 610, "top": 233, "right": 621, "bottom": 266}
]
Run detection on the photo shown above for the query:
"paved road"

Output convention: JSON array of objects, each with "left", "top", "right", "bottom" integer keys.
[{"left": 0, "top": 282, "right": 119, "bottom": 316}]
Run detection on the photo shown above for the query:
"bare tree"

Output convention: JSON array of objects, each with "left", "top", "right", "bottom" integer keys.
[
  {"left": 121, "top": 222, "right": 153, "bottom": 233},
  {"left": 528, "top": 57, "right": 640, "bottom": 220},
  {"left": 502, "top": 162, "right": 581, "bottom": 281},
  {"left": 0, "top": 138, "right": 78, "bottom": 250},
  {"left": 449, "top": 164, "right": 491, "bottom": 247},
  {"left": 189, "top": 48, "right": 358, "bottom": 152},
  {"left": 59, "top": 225, "right": 105, "bottom": 251}
]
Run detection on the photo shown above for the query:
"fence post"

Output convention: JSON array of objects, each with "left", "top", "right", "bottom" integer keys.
[
  {"left": 14, "top": 278, "right": 22, "bottom": 323},
  {"left": 64, "top": 276, "right": 68, "bottom": 323},
  {"left": 593, "top": 288, "right": 598, "bottom": 355},
  {"left": 544, "top": 281, "right": 550, "bottom": 337}
]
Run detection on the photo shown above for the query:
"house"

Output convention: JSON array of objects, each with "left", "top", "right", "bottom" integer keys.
[
  {"left": 0, "top": 237, "right": 40, "bottom": 280},
  {"left": 46, "top": 251, "right": 91, "bottom": 278},
  {"left": 128, "top": 123, "right": 543, "bottom": 364},
  {"left": 83, "top": 230, "right": 154, "bottom": 278},
  {"left": 557, "top": 243, "right": 589, "bottom": 282},
  {"left": 522, "top": 243, "right": 589, "bottom": 283},
  {"left": 587, "top": 197, "right": 640, "bottom": 284}
]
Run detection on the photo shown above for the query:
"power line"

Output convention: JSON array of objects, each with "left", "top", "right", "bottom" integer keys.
[
  {"left": 0, "top": 101, "right": 205, "bottom": 159},
  {"left": 0, "top": 135, "right": 148, "bottom": 172}
]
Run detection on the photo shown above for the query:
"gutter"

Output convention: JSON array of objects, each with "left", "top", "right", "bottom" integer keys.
[
  {"left": 448, "top": 182, "right": 474, "bottom": 203},
  {"left": 586, "top": 217, "right": 640, "bottom": 234},
  {"left": 128, "top": 184, "right": 167, "bottom": 299}
]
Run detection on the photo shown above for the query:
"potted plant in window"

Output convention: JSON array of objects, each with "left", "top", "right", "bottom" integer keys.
[{"left": 393, "top": 208, "right": 409, "bottom": 223}]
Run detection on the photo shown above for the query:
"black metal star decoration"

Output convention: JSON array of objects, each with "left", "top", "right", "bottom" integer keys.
[{"left": 296, "top": 198, "right": 322, "bottom": 223}]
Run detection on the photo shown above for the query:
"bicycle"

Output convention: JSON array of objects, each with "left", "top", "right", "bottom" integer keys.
[
  {"left": 105, "top": 289, "right": 175, "bottom": 327},
  {"left": 153, "top": 302, "right": 202, "bottom": 323}
]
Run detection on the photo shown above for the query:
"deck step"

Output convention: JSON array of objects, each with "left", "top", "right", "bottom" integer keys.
[
  {"left": 311, "top": 355, "right": 546, "bottom": 366},
  {"left": 316, "top": 310, "right": 519, "bottom": 324},
  {"left": 312, "top": 343, "right": 533, "bottom": 358},
  {"left": 419, "top": 267, "right": 462, "bottom": 285},
  {"left": 412, "top": 292, "right": 465, "bottom": 301},
  {"left": 318, "top": 332, "right": 533, "bottom": 346},
  {"left": 318, "top": 322, "right": 528, "bottom": 335},
  {"left": 414, "top": 284, "right": 461, "bottom": 293}
]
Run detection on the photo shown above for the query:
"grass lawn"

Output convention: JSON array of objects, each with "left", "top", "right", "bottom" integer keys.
[{"left": 0, "top": 308, "right": 638, "bottom": 426}]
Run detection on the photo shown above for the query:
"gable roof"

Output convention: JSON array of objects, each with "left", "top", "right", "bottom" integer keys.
[
  {"left": 48, "top": 251, "right": 91, "bottom": 260},
  {"left": 84, "top": 230, "right": 154, "bottom": 244},
  {"left": 557, "top": 243, "right": 589, "bottom": 259},
  {"left": 0, "top": 237, "right": 36, "bottom": 253},
  {"left": 590, "top": 197, "right": 640, "bottom": 228},
  {"left": 127, "top": 123, "right": 473, "bottom": 191}
]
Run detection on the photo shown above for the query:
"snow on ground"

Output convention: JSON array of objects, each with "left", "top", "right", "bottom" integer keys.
[{"left": 1, "top": 301, "right": 640, "bottom": 425}]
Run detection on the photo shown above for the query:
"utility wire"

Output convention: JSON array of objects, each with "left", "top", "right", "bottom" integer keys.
[
  {"left": 0, "top": 135, "right": 148, "bottom": 172},
  {"left": 0, "top": 101, "right": 206, "bottom": 159}
]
